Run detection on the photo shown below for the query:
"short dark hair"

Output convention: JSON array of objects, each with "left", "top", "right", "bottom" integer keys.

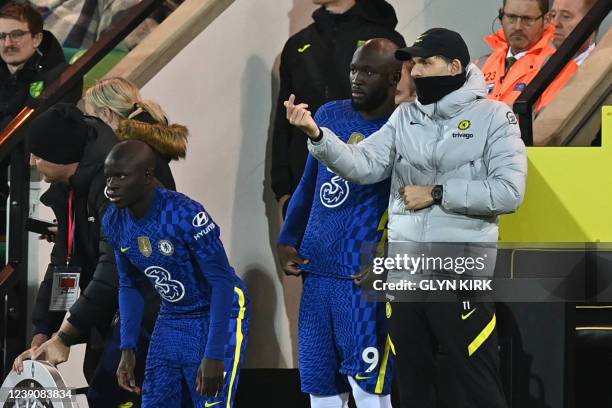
[
  {"left": 502, "top": 0, "right": 550, "bottom": 15},
  {"left": 0, "top": 1, "right": 43, "bottom": 35},
  {"left": 432, "top": 55, "right": 465, "bottom": 73}
]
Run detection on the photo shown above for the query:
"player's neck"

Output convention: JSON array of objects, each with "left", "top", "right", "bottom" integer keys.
[
  {"left": 128, "top": 188, "right": 156, "bottom": 219},
  {"left": 360, "top": 98, "right": 396, "bottom": 121}
]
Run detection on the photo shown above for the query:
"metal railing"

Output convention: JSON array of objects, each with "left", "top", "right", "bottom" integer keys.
[{"left": 0, "top": 0, "right": 164, "bottom": 377}]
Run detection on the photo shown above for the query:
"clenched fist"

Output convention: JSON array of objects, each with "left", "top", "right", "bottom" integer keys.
[{"left": 399, "top": 185, "right": 435, "bottom": 210}]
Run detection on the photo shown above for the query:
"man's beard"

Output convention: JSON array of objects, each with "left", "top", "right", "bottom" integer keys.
[{"left": 351, "top": 88, "right": 389, "bottom": 112}]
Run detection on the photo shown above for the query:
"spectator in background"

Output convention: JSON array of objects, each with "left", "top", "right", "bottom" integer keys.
[
  {"left": 0, "top": 1, "right": 81, "bottom": 216},
  {"left": 534, "top": 0, "right": 599, "bottom": 114},
  {"left": 395, "top": 58, "right": 416, "bottom": 104},
  {"left": 271, "top": 0, "right": 405, "bottom": 223},
  {"left": 11, "top": 103, "right": 158, "bottom": 408},
  {"left": 550, "top": 0, "right": 597, "bottom": 57},
  {"left": 477, "top": 0, "right": 555, "bottom": 106},
  {"left": 29, "top": 0, "right": 174, "bottom": 51},
  {"left": 0, "top": 1, "right": 80, "bottom": 129},
  {"left": 82, "top": 77, "right": 188, "bottom": 191}
]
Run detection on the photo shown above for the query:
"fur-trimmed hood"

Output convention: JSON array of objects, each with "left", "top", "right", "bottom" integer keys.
[{"left": 116, "top": 119, "right": 188, "bottom": 160}]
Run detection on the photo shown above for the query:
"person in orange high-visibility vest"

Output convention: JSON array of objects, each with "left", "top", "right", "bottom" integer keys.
[
  {"left": 479, "top": 0, "right": 555, "bottom": 106},
  {"left": 534, "top": 59, "right": 577, "bottom": 114}
]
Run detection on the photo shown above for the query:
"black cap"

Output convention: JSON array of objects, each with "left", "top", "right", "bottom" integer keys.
[
  {"left": 395, "top": 28, "right": 470, "bottom": 68},
  {"left": 27, "top": 103, "right": 88, "bottom": 164}
]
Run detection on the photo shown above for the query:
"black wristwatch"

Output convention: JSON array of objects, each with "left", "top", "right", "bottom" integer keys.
[
  {"left": 431, "top": 185, "right": 443, "bottom": 204},
  {"left": 57, "top": 330, "right": 79, "bottom": 347}
]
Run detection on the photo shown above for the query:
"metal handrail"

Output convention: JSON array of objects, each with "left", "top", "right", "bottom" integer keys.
[
  {"left": 0, "top": 0, "right": 164, "bottom": 377},
  {"left": 0, "top": 0, "right": 164, "bottom": 161}
]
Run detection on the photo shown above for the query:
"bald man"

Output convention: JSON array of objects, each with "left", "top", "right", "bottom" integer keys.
[
  {"left": 277, "top": 39, "right": 401, "bottom": 408},
  {"left": 103, "top": 140, "right": 249, "bottom": 408}
]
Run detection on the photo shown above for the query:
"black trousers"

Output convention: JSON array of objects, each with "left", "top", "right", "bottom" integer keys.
[{"left": 388, "top": 301, "right": 507, "bottom": 408}]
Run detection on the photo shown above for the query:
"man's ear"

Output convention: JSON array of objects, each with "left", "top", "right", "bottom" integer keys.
[
  {"left": 32, "top": 32, "right": 43, "bottom": 48},
  {"left": 450, "top": 59, "right": 463, "bottom": 76}
]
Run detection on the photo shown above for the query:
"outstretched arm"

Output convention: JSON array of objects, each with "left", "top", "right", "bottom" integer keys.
[{"left": 285, "top": 94, "right": 397, "bottom": 184}]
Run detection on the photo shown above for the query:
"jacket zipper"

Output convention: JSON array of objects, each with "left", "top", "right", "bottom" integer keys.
[{"left": 421, "top": 105, "right": 442, "bottom": 242}]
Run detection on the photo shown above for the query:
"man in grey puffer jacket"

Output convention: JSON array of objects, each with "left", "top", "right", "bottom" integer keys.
[{"left": 285, "top": 29, "right": 526, "bottom": 408}]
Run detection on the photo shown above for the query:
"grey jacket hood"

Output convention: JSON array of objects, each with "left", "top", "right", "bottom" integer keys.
[{"left": 308, "top": 64, "right": 527, "bottom": 244}]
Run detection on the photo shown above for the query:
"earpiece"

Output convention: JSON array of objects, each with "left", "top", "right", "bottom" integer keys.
[{"left": 491, "top": 10, "right": 502, "bottom": 34}]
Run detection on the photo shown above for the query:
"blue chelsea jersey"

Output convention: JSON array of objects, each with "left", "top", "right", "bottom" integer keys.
[
  {"left": 279, "top": 100, "right": 391, "bottom": 278},
  {"left": 103, "top": 188, "right": 243, "bottom": 317}
]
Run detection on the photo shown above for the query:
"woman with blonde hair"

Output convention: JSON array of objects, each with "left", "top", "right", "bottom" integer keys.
[{"left": 83, "top": 77, "right": 187, "bottom": 190}]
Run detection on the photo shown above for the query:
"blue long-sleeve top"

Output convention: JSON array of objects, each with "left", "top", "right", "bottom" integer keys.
[
  {"left": 278, "top": 100, "right": 391, "bottom": 278},
  {"left": 103, "top": 188, "right": 245, "bottom": 360}
]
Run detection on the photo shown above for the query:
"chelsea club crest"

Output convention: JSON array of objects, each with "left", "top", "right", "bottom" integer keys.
[{"left": 158, "top": 240, "right": 174, "bottom": 256}]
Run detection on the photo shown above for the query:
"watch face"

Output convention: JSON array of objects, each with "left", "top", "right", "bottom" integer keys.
[{"left": 432, "top": 187, "right": 442, "bottom": 200}]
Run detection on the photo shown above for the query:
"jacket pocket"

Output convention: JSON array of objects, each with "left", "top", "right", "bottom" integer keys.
[{"left": 391, "top": 197, "right": 407, "bottom": 215}]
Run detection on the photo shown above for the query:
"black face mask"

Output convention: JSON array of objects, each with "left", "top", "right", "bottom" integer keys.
[{"left": 414, "top": 72, "right": 467, "bottom": 105}]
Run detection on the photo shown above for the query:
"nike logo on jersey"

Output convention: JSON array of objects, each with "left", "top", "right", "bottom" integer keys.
[
  {"left": 205, "top": 402, "right": 222, "bottom": 407},
  {"left": 409, "top": 121, "right": 421, "bottom": 125},
  {"left": 120, "top": 247, "right": 130, "bottom": 253},
  {"left": 355, "top": 374, "right": 373, "bottom": 380},
  {"left": 461, "top": 308, "right": 477, "bottom": 320},
  {"left": 298, "top": 44, "right": 311, "bottom": 53}
]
